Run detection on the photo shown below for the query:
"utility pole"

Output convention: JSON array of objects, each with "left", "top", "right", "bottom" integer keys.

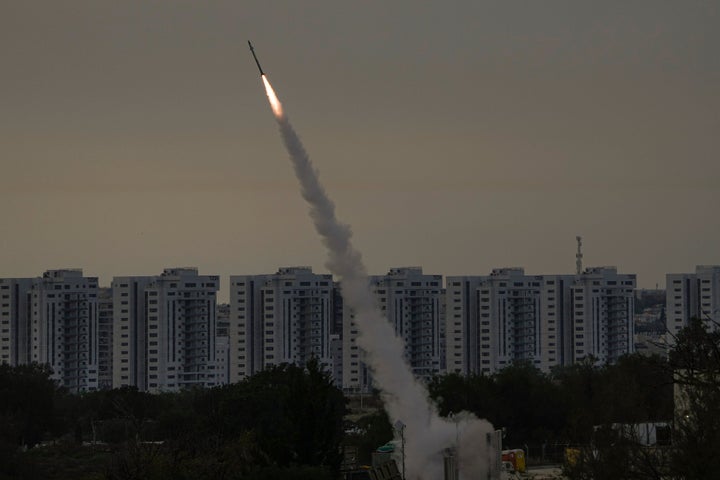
[{"left": 394, "top": 420, "right": 406, "bottom": 480}]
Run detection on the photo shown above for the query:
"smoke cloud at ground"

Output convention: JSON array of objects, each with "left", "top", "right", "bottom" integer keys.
[{"left": 261, "top": 76, "right": 494, "bottom": 480}]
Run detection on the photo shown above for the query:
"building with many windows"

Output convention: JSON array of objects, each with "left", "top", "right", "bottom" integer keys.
[
  {"left": 445, "top": 267, "right": 635, "bottom": 375},
  {"left": 571, "top": 267, "right": 636, "bottom": 364},
  {"left": 1, "top": 270, "right": 100, "bottom": 393},
  {"left": 2, "top": 263, "right": 641, "bottom": 393},
  {"left": 112, "top": 268, "right": 220, "bottom": 393},
  {"left": 0, "top": 277, "right": 34, "bottom": 367},
  {"left": 446, "top": 269, "right": 575, "bottom": 375},
  {"left": 666, "top": 265, "right": 720, "bottom": 340},
  {"left": 97, "top": 287, "right": 114, "bottom": 389},
  {"left": 228, "top": 267, "right": 337, "bottom": 385},
  {"left": 343, "top": 267, "right": 444, "bottom": 393}
]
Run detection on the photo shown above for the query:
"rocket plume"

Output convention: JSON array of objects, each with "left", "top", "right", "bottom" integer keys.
[{"left": 260, "top": 75, "right": 494, "bottom": 480}]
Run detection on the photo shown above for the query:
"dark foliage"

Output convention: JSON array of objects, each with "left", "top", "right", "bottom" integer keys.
[
  {"left": 667, "top": 318, "right": 720, "bottom": 479},
  {"left": 429, "top": 354, "right": 673, "bottom": 449},
  {"left": 0, "top": 363, "right": 57, "bottom": 448},
  {"left": 343, "top": 409, "right": 394, "bottom": 465},
  {"left": 6, "top": 322, "right": 717, "bottom": 480},
  {"left": 563, "top": 318, "right": 720, "bottom": 480},
  {"left": 0, "top": 360, "right": 346, "bottom": 480}
]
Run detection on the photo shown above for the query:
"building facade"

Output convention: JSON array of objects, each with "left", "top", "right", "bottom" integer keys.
[
  {"left": 666, "top": 265, "right": 720, "bottom": 340},
  {"left": 570, "top": 267, "right": 636, "bottom": 364},
  {"left": 446, "top": 269, "right": 575, "bottom": 375},
  {"left": 112, "top": 268, "right": 220, "bottom": 393},
  {"left": 229, "top": 267, "right": 336, "bottom": 384},
  {"left": 1, "top": 270, "right": 100, "bottom": 393},
  {"left": 446, "top": 267, "right": 635, "bottom": 375},
  {"left": 97, "top": 287, "right": 114, "bottom": 390},
  {"left": 0, "top": 278, "right": 34, "bottom": 367},
  {"left": 2, "top": 264, "right": 641, "bottom": 393},
  {"left": 343, "top": 267, "right": 444, "bottom": 393}
]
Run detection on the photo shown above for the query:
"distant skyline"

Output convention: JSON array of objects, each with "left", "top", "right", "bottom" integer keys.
[{"left": 2, "top": 1, "right": 718, "bottom": 303}]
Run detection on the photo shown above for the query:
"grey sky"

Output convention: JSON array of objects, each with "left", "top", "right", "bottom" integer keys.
[{"left": 1, "top": 1, "right": 718, "bottom": 301}]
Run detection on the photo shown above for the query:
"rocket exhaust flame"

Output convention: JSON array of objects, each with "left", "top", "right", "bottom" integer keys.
[
  {"left": 259, "top": 75, "right": 494, "bottom": 480},
  {"left": 262, "top": 76, "right": 283, "bottom": 119}
]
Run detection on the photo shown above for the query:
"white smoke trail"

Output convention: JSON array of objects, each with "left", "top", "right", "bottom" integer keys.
[{"left": 261, "top": 76, "right": 494, "bottom": 480}]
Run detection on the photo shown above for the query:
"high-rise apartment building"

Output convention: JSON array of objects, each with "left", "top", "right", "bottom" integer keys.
[
  {"left": 343, "top": 267, "right": 444, "bottom": 393},
  {"left": 446, "top": 269, "right": 574, "bottom": 375},
  {"left": 666, "top": 265, "right": 720, "bottom": 338},
  {"left": 112, "top": 276, "right": 153, "bottom": 390},
  {"left": 446, "top": 267, "right": 635, "bottom": 375},
  {"left": 0, "top": 278, "right": 34, "bottom": 367},
  {"left": 3, "top": 263, "right": 641, "bottom": 393},
  {"left": 112, "top": 268, "right": 220, "bottom": 393},
  {"left": 97, "top": 287, "right": 114, "bottom": 390},
  {"left": 0, "top": 270, "right": 100, "bottom": 393},
  {"left": 570, "top": 267, "right": 636, "bottom": 364},
  {"left": 229, "top": 267, "right": 336, "bottom": 384},
  {"left": 215, "top": 303, "right": 231, "bottom": 385}
]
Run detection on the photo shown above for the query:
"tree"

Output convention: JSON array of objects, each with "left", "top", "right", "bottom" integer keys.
[
  {"left": 0, "top": 364, "right": 58, "bottom": 448},
  {"left": 483, "top": 361, "right": 565, "bottom": 446},
  {"left": 153, "top": 360, "right": 346, "bottom": 478},
  {"left": 668, "top": 318, "right": 720, "bottom": 479},
  {"left": 429, "top": 372, "right": 498, "bottom": 420},
  {"left": 343, "top": 408, "right": 393, "bottom": 465},
  {"left": 551, "top": 359, "right": 602, "bottom": 443},
  {"left": 595, "top": 354, "right": 673, "bottom": 425},
  {"left": 0, "top": 364, "right": 61, "bottom": 479},
  {"left": 565, "top": 320, "right": 719, "bottom": 480},
  {"left": 430, "top": 362, "right": 568, "bottom": 447},
  {"left": 225, "top": 360, "right": 346, "bottom": 470}
]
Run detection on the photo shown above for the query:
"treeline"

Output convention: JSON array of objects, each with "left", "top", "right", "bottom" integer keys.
[
  {"left": 2, "top": 319, "right": 719, "bottom": 480},
  {"left": 0, "top": 360, "right": 345, "bottom": 480},
  {"left": 427, "top": 318, "right": 720, "bottom": 479},
  {"left": 428, "top": 354, "right": 673, "bottom": 448}
]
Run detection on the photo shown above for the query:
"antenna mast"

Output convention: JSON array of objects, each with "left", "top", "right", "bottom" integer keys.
[{"left": 576, "top": 236, "right": 583, "bottom": 275}]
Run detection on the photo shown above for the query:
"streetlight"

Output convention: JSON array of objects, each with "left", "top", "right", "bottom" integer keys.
[
  {"left": 448, "top": 413, "right": 460, "bottom": 480},
  {"left": 448, "top": 412, "right": 460, "bottom": 450},
  {"left": 394, "top": 420, "right": 406, "bottom": 480}
]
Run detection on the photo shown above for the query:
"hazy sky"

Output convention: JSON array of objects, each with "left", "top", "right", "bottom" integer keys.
[{"left": 2, "top": 1, "right": 718, "bottom": 301}]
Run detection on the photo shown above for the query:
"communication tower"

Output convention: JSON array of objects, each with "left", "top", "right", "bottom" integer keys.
[{"left": 576, "top": 236, "right": 583, "bottom": 275}]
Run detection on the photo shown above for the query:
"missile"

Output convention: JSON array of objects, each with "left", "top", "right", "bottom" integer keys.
[{"left": 248, "top": 41, "right": 265, "bottom": 76}]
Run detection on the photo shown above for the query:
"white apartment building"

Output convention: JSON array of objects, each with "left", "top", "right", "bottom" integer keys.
[
  {"left": 446, "top": 267, "right": 635, "bottom": 375},
  {"left": 666, "top": 265, "right": 720, "bottom": 339},
  {"left": 343, "top": 267, "right": 444, "bottom": 393},
  {"left": 0, "top": 278, "right": 34, "bottom": 367},
  {"left": 0, "top": 270, "right": 101, "bottom": 393},
  {"left": 97, "top": 287, "right": 113, "bottom": 390},
  {"left": 446, "top": 269, "right": 575, "bottom": 375},
  {"left": 112, "top": 276, "right": 153, "bottom": 390},
  {"left": 215, "top": 335, "right": 230, "bottom": 385},
  {"left": 571, "top": 267, "right": 636, "bottom": 364},
  {"left": 229, "top": 267, "right": 336, "bottom": 384},
  {"left": 112, "top": 268, "right": 220, "bottom": 393}
]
